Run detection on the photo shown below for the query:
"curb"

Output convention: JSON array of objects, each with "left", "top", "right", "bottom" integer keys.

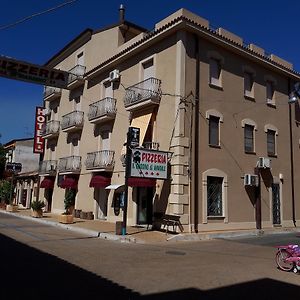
[
  {"left": 0, "top": 210, "right": 138, "bottom": 243},
  {"left": 166, "top": 228, "right": 300, "bottom": 242}
]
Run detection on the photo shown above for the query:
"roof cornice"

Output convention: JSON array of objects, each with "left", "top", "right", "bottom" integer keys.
[{"left": 85, "top": 15, "right": 300, "bottom": 81}]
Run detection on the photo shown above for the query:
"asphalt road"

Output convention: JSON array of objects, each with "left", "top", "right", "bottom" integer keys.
[{"left": 1, "top": 212, "right": 300, "bottom": 299}]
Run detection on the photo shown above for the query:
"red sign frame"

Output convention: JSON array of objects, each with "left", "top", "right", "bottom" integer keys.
[{"left": 33, "top": 106, "right": 45, "bottom": 154}]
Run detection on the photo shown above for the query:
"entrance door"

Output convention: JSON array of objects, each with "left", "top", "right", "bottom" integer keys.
[
  {"left": 272, "top": 183, "right": 281, "bottom": 225},
  {"left": 46, "top": 189, "right": 53, "bottom": 212},
  {"left": 137, "top": 187, "right": 154, "bottom": 225},
  {"left": 96, "top": 188, "right": 108, "bottom": 219}
]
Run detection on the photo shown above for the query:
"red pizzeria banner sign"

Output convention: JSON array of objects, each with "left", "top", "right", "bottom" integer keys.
[{"left": 33, "top": 107, "right": 45, "bottom": 153}]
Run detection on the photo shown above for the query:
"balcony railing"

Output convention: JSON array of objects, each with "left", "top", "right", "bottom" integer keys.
[
  {"left": 43, "top": 86, "right": 61, "bottom": 100},
  {"left": 39, "top": 160, "right": 57, "bottom": 175},
  {"left": 68, "top": 64, "right": 86, "bottom": 87},
  {"left": 41, "top": 120, "right": 60, "bottom": 138},
  {"left": 124, "top": 77, "right": 162, "bottom": 110},
  {"left": 143, "top": 142, "right": 160, "bottom": 150},
  {"left": 85, "top": 150, "right": 115, "bottom": 170},
  {"left": 61, "top": 111, "right": 84, "bottom": 132},
  {"left": 58, "top": 156, "right": 81, "bottom": 173},
  {"left": 88, "top": 97, "right": 117, "bottom": 123}
]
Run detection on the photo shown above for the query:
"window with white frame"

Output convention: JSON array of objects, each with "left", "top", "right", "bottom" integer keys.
[
  {"left": 244, "top": 72, "right": 254, "bottom": 98},
  {"left": 244, "top": 124, "right": 255, "bottom": 153},
  {"left": 206, "top": 109, "right": 223, "bottom": 147},
  {"left": 209, "top": 116, "right": 220, "bottom": 146},
  {"left": 209, "top": 58, "right": 222, "bottom": 87},
  {"left": 267, "top": 129, "right": 276, "bottom": 156}
]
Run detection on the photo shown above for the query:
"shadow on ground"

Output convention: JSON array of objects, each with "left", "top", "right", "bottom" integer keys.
[{"left": 1, "top": 233, "right": 299, "bottom": 299}]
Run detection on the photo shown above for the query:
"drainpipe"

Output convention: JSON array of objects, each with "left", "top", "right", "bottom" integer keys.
[
  {"left": 192, "top": 34, "right": 200, "bottom": 233},
  {"left": 288, "top": 78, "right": 296, "bottom": 227}
]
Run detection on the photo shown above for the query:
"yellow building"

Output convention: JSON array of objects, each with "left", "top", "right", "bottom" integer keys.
[{"left": 40, "top": 7, "right": 300, "bottom": 232}]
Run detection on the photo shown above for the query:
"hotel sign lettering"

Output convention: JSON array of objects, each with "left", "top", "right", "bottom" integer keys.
[
  {"left": 0, "top": 56, "right": 69, "bottom": 88},
  {"left": 33, "top": 107, "right": 45, "bottom": 154},
  {"left": 130, "top": 149, "right": 169, "bottom": 180}
]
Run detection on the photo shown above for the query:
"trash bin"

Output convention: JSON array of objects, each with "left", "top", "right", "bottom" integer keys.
[{"left": 116, "top": 221, "right": 123, "bottom": 235}]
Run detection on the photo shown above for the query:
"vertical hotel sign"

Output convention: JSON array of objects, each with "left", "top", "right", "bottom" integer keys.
[{"left": 33, "top": 107, "right": 45, "bottom": 153}]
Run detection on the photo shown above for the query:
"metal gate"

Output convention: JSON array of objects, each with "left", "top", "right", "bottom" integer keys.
[{"left": 272, "top": 183, "right": 281, "bottom": 225}]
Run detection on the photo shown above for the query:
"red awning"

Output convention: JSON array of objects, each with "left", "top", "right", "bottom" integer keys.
[
  {"left": 128, "top": 178, "right": 156, "bottom": 187},
  {"left": 40, "top": 177, "right": 55, "bottom": 189},
  {"left": 89, "top": 175, "right": 111, "bottom": 188},
  {"left": 60, "top": 177, "right": 78, "bottom": 189}
]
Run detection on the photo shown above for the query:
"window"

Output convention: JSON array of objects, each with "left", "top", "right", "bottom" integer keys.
[
  {"left": 244, "top": 72, "right": 254, "bottom": 98},
  {"left": 266, "top": 80, "right": 275, "bottom": 104},
  {"left": 267, "top": 129, "right": 276, "bottom": 156},
  {"left": 209, "top": 58, "right": 221, "bottom": 87},
  {"left": 209, "top": 116, "right": 220, "bottom": 146},
  {"left": 244, "top": 124, "right": 254, "bottom": 152},
  {"left": 207, "top": 176, "right": 223, "bottom": 216}
]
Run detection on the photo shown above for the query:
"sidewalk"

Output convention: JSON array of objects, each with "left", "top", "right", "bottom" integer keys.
[{"left": 1, "top": 208, "right": 299, "bottom": 244}]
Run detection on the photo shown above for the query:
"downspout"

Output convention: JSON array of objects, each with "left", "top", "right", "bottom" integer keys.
[
  {"left": 288, "top": 78, "right": 296, "bottom": 227},
  {"left": 193, "top": 34, "right": 200, "bottom": 233}
]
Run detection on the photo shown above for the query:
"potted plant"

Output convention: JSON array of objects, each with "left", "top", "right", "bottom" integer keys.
[
  {"left": 30, "top": 200, "right": 45, "bottom": 218},
  {"left": 0, "top": 180, "right": 18, "bottom": 212},
  {"left": 58, "top": 189, "right": 76, "bottom": 224}
]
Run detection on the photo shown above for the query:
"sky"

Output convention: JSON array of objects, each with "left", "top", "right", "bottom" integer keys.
[{"left": 0, "top": 0, "right": 299, "bottom": 144}]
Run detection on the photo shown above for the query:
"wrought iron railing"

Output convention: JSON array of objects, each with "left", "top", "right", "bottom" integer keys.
[
  {"left": 43, "top": 86, "right": 61, "bottom": 98},
  {"left": 61, "top": 111, "right": 84, "bottom": 130},
  {"left": 85, "top": 150, "right": 115, "bottom": 169},
  {"left": 42, "top": 120, "right": 60, "bottom": 136},
  {"left": 124, "top": 77, "right": 162, "bottom": 107},
  {"left": 68, "top": 64, "right": 86, "bottom": 84},
  {"left": 143, "top": 142, "right": 160, "bottom": 150},
  {"left": 88, "top": 97, "right": 117, "bottom": 121},
  {"left": 39, "top": 160, "right": 57, "bottom": 174},
  {"left": 58, "top": 156, "right": 81, "bottom": 173}
]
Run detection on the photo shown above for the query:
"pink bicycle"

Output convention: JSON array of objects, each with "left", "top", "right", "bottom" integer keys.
[{"left": 275, "top": 244, "right": 300, "bottom": 273}]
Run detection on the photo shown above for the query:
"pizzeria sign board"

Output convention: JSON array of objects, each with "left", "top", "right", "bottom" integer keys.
[
  {"left": 0, "top": 56, "right": 70, "bottom": 88},
  {"left": 130, "top": 148, "right": 170, "bottom": 180}
]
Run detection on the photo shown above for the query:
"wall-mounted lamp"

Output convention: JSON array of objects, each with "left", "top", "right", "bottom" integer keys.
[{"left": 288, "top": 82, "right": 300, "bottom": 104}]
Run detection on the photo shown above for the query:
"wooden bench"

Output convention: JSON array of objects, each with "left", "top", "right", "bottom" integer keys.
[{"left": 151, "top": 213, "right": 184, "bottom": 233}]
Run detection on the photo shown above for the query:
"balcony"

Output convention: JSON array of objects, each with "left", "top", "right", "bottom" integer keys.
[
  {"left": 88, "top": 97, "right": 117, "bottom": 124},
  {"left": 41, "top": 120, "right": 60, "bottom": 139},
  {"left": 143, "top": 142, "right": 160, "bottom": 150},
  {"left": 124, "top": 77, "right": 162, "bottom": 111},
  {"left": 67, "top": 65, "right": 86, "bottom": 89},
  {"left": 39, "top": 160, "right": 57, "bottom": 176},
  {"left": 61, "top": 111, "right": 84, "bottom": 133},
  {"left": 58, "top": 156, "right": 81, "bottom": 174},
  {"left": 85, "top": 150, "right": 115, "bottom": 171},
  {"left": 43, "top": 86, "right": 61, "bottom": 101}
]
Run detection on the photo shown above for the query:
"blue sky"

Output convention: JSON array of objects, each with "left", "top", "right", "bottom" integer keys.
[{"left": 0, "top": 0, "right": 299, "bottom": 143}]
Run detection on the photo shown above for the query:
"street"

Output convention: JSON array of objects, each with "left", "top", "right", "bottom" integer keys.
[{"left": 1, "top": 212, "right": 300, "bottom": 299}]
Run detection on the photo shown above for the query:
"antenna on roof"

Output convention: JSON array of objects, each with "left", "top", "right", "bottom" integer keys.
[{"left": 119, "top": 4, "right": 125, "bottom": 23}]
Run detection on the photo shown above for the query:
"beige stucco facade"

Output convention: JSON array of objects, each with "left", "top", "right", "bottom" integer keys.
[{"left": 40, "top": 8, "right": 300, "bottom": 232}]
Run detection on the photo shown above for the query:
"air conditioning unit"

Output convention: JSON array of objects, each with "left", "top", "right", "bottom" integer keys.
[
  {"left": 244, "top": 174, "right": 259, "bottom": 186},
  {"left": 43, "top": 108, "right": 51, "bottom": 116},
  {"left": 109, "top": 69, "right": 120, "bottom": 82},
  {"left": 257, "top": 157, "right": 271, "bottom": 169}
]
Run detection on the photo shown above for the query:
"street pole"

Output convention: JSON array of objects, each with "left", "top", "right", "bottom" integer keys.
[
  {"left": 122, "top": 130, "right": 131, "bottom": 236},
  {"left": 9, "top": 172, "right": 14, "bottom": 204}
]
